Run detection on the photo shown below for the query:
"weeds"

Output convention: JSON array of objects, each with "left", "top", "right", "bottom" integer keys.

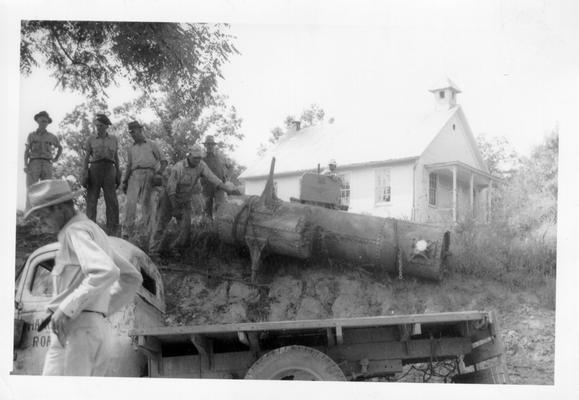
[{"left": 448, "top": 220, "right": 556, "bottom": 295}]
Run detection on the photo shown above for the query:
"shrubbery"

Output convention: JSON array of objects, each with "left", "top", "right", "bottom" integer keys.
[{"left": 448, "top": 130, "right": 559, "bottom": 308}]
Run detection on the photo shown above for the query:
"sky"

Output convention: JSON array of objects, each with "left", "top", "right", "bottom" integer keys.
[
  {"left": 13, "top": 0, "right": 579, "bottom": 211},
  {"left": 2, "top": 0, "right": 579, "bottom": 398}
]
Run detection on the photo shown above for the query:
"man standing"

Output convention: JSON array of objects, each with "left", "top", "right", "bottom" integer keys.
[
  {"left": 121, "top": 121, "right": 163, "bottom": 240},
  {"left": 24, "top": 111, "right": 63, "bottom": 189},
  {"left": 322, "top": 159, "right": 339, "bottom": 178},
  {"left": 202, "top": 135, "right": 230, "bottom": 218},
  {"left": 82, "top": 114, "right": 122, "bottom": 236},
  {"left": 149, "top": 144, "right": 237, "bottom": 258},
  {"left": 24, "top": 179, "right": 142, "bottom": 376}
]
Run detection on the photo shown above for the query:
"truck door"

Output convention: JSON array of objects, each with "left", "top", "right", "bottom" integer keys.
[{"left": 13, "top": 249, "right": 57, "bottom": 375}]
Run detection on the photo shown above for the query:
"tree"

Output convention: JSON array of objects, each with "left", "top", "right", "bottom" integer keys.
[
  {"left": 20, "top": 21, "right": 239, "bottom": 113},
  {"left": 485, "top": 128, "right": 559, "bottom": 236},
  {"left": 258, "top": 104, "right": 327, "bottom": 155},
  {"left": 476, "top": 134, "right": 520, "bottom": 179},
  {"left": 54, "top": 94, "right": 244, "bottom": 185}
]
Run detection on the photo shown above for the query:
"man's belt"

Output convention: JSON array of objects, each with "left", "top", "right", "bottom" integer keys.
[
  {"left": 132, "top": 166, "right": 155, "bottom": 172},
  {"left": 37, "top": 310, "right": 106, "bottom": 332},
  {"left": 29, "top": 157, "right": 52, "bottom": 161}
]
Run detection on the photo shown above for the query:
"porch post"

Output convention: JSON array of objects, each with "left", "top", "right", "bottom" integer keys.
[
  {"left": 470, "top": 173, "right": 474, "bottom": 219},
  {"left": 487, "top": 178, "right": 492, "bottom": 223},
  {"left": 452, "top": 165, "right": 458, "bottom": 223}
]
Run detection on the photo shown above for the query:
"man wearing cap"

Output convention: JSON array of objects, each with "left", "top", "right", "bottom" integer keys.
[
  {"left": 121, "top": 121, "right": 163, "bottom": 240},
  {"left": 82, "top": 114, "right": 122, "bottom": 236},
  {"left": 24, "top": 111, "right": 63, "bottom": 190},
  {"left": 24, "top": 179, "right": 142, "bottom": 376},
  {"left": 322, "top": 159, "right": 338, "bottom": 178},
  {"left": 202, "top": 135, "right": 231, "bottom": 218},
  {"left": 149, "top": 144, "right": 238, "bottom": 258}
]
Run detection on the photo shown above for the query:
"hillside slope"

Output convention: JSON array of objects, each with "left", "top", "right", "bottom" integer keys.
[{"left": 14, "top": 225, "right": 555, "bottom": 384}]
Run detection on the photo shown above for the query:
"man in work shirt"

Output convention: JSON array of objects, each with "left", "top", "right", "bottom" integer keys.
[
  {"left": 202, "top": 135, "right": 231, "bottom": 218},
  {"left": 82, "top": 114, "right": 122, "bottom": 236},
  {"left": 24, "top": 179, "right": 142, "bottom": 376},
  {"left": 121, "top": 121, "right": 163, "bottom": 240},
  {"left": 24, "top": 111, "right": 63, "bottom": 189},
  {"left": 149, "top": 144, "right": 237, "bottom": 258}
]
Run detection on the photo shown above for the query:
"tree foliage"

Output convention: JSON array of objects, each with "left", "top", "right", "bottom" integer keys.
[
  {"left": 53, "top": 94, "right": 245, "bottom": 186},
  {"left": 476, "top": 134, "right": 520, "bottom": 179},
  {"left": 258, "top": 104, "right": 327, "bottom": 155},
  {"left": 20, "top": 21, "right": 239, "bottom": 112},
  {"left": 480, "top": 128, "right": 559, "bottom": 237}
]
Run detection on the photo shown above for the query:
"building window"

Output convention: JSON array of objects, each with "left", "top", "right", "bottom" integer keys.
[
  {"left": 375, "top": 168, "right": 391, "bottom": 203},
  {"left": 439, "top": 91, "right": 445, "bottom": 99},
  {"left": 429, "top": 173, "right": 438, "bottom": 206},
  {"left": 338, "top": 173, "right": 350, "bottom": 206}
]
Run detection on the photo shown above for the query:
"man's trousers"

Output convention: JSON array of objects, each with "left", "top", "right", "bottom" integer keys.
[
  {"left": 123, "top": 169, "right": 154, "bottom": 239},
  {"left": 149, "top": 193, "right": 192, "bottom": 255},
  {"left": 86, "top": 162, "right": 120, "bottom": 236},
  {"left": 42, "top": 312, "right": 112, "bottom": 376}
]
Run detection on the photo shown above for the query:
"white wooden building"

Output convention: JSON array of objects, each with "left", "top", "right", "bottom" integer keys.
[{"left": 239, "top": 79, "right": 496, "bottom": 225}]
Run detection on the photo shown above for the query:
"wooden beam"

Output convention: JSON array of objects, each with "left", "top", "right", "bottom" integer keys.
[
  {"left": 190, "top": 334, "right": 213, "bottom": 372},
  {"left": 463, "top": 339, "right": 504, "bottom": 366},
  {"left": 470, "top": 173, "right": 474, "bottom": 218},
  {"left": 452, "top": 366, "right": 507, "bottom": 384},
  {"left": 452, "top": 165, "right": 458, "bottom": 223},
  {"left": 336, "top": 325, "right": 344, "bottom": 345},
  {"left": 327, "top": 337, "right": 472, "bottom": 362},
  {"left": 326, "top": 328, "right": 336, "bottom": 347},
  {"left": 136, "top": 336, "right": 162, "bottom": 377}
]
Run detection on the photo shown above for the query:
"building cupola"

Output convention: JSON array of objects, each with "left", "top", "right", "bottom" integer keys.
[{"left": 429, "top": 77, "right": 461, "bottom": 110}]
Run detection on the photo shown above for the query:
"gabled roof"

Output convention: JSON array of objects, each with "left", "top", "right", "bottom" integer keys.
[
  {"left": 429, "top": 77, "right": 461, "bottom": 93},
  {"left": 240, "top": 106, "right": 461, "bottom": 180}
]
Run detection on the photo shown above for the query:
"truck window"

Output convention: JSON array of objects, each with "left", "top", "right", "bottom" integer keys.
[
  {"left": 141, "top": 268, "right": 157, "bottom": 296},
  {"left": 30, "top": 260, "right": 54, "bottom": 297}
]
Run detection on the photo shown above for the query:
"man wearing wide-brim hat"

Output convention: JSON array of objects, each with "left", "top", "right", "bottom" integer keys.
[
  {"left": 202, "top": 135, "right": 232, "bottom": 218},
  {"left": 24, "top": 111, "right": 63, "bottom": 200},
  {"left": 24, "top": 179, "right": 142, "bottom": 376},
  {"left": 81, "top": 113, "right": 122, "bottom": 236}
]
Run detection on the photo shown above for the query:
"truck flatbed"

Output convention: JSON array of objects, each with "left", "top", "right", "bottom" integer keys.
[{"left": 130, "top": 310, "right": 508, "bottom": 383}]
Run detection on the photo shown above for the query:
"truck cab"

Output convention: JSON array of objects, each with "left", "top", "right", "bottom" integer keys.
[{"left": 12, "top": 237, "right": 166, "bottom": 376}]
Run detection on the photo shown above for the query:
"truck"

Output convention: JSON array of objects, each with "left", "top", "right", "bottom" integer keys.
[{"left": 13, "top": 238, "right": 509, "bottom": 383}]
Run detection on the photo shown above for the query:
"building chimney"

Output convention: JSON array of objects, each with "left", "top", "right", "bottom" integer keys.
[{"left": 291, "top": 120, "right": 301, "bottom": 131}]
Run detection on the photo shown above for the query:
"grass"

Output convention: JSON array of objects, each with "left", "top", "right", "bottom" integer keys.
[{"left": 447, "top": 220, "right": 557, "bottom": 308}]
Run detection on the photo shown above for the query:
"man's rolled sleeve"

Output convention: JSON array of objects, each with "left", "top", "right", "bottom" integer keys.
[
  {"left": 107, "top": 251, "right": 143, "bottom": 316},
  {"left": 57, "top": 229, "right": 120, "bottom": 319},
  {"left": 200, "top": 162, "right": 224, "bottom": 187}
]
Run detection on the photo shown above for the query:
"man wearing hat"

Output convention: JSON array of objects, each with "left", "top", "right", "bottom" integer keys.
[
  {"left": 24, "top": 111, "right": 63, "bottom": 191},
  {"left": 121, "top": 121, "right": 163, "bottom": 240},
  {"left": 322, "top": 159, "right": 343, "bottom": 187},
  {"left": 202, "top": 135, "right": 231, "bottom": 218},
  {"left": 149, "top": 144, "right": 238, "bottom": 258},
  {"left": 24, "top": 179, "right": 142, "bottom": 376},
  {"left": 81, "top": 114, "right": 122, "bottom": 236}
]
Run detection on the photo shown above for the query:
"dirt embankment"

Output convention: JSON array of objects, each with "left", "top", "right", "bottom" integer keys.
[{"left": 15, "top": 228, "right": 555, "bottom": 385}]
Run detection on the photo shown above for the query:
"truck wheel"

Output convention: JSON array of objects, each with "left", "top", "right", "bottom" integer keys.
[{"left": 244, "top": 345, "right": 346, "bottom": 381}]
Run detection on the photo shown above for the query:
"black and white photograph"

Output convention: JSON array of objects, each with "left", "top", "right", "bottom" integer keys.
[{"left": 1, "top": 1, "right": 578, "bottom": 399}]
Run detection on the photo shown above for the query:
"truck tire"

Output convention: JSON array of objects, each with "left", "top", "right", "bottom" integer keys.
[{"left": 244, "top": 345, "right": 346, "bottom": 381}]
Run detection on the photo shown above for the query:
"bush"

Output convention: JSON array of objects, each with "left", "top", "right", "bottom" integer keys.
[{"left": 448, "top": 219, "right": 556, "bottom": 290}]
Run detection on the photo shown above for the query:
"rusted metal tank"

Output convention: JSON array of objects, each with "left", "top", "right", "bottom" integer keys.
[{"left": 216, "top": 159, "right": 450, "bottom": 282}]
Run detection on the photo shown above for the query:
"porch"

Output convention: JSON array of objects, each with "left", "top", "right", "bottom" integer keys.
[{"left": 419, "top": 161, "right": 498, "bottom": 224}]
